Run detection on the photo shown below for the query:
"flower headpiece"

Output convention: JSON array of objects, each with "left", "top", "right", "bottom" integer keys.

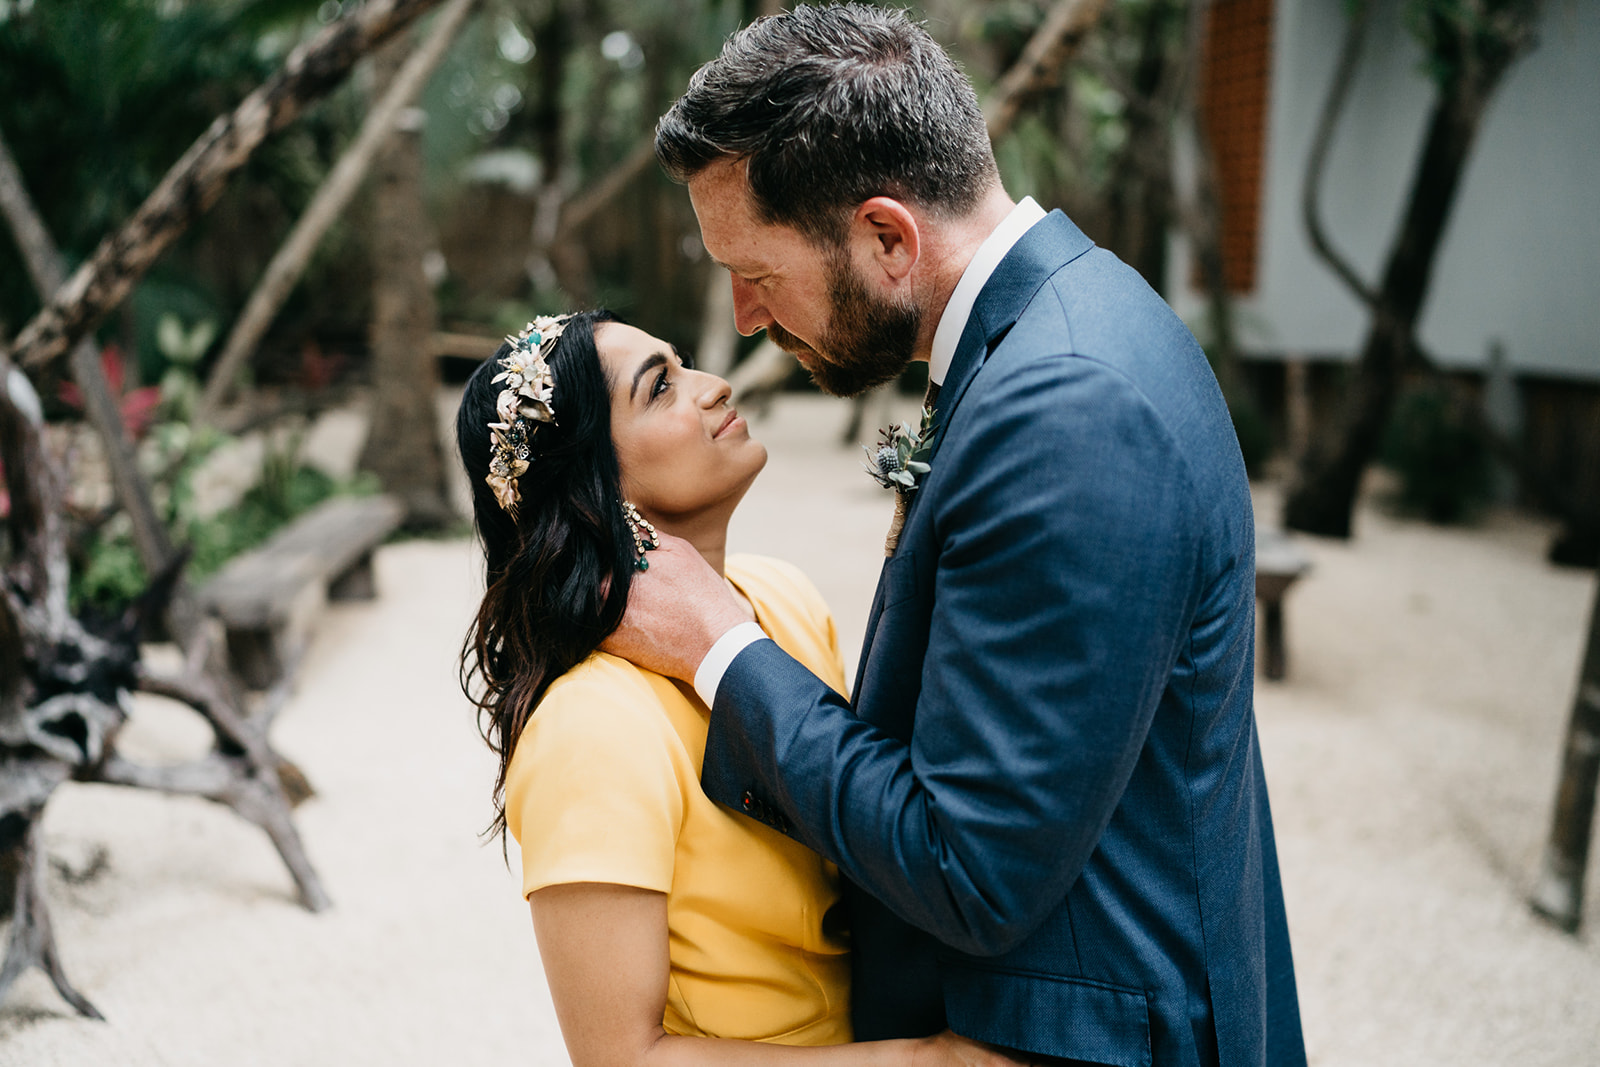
[{"left": 486, "top": 315, "right": 569, "bottom": 516}]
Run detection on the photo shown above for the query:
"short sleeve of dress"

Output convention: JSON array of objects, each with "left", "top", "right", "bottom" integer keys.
[{"left": 503, "top": 660, "right": 686, "bottom": 899}]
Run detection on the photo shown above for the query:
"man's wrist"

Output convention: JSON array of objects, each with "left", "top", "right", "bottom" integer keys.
[{"left": 693, "top": 622, "right": 768, "bottom": 707}]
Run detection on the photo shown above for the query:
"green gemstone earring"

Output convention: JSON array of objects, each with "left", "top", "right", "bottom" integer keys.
[{"left": 622, "top": 501, "right": 659, "bottom": 571}]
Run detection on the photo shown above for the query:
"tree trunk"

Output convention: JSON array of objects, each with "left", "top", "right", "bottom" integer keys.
[
  {"left": 1283, "top": 1, "right": 1541, "bottom": 537},
  {"left": 1531, "top": 575, "right": 1600, "bottom": 933},
  {"left": 524, "top": 0, "right": 579, "bottom": 302},
  {"left": 357, "top": 36, "right": 453, "bottom": 530},
  {"left": 1284, "top": 82, "right": 1493, "bottom": 537}
]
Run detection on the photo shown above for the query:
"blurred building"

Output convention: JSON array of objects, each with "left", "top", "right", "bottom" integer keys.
[{"left": 1172, "top": 0, "right": 1600, "bottom": 510}]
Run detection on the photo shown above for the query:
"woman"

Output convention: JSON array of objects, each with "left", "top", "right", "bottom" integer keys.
[{"left": 457, "top": 312, "right": 1020, "bottom": 1065}]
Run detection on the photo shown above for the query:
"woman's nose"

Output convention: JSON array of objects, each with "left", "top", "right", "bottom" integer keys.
[{"left": 693, "top": 370, "right": 733, "bottom": 409}]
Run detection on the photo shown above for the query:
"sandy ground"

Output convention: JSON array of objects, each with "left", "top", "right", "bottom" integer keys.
[{"left": 1, "top": 393, "right": 1597, "bottom": 1065}]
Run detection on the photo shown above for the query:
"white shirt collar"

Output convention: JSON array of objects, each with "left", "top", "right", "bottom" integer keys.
[{"left": 927, "top": 196, "right": 1047, "bottom": 386}]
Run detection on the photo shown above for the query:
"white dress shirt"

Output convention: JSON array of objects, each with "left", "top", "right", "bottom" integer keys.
[{"left": 693, "top": 197, "right": 1049, "bottom": 707}]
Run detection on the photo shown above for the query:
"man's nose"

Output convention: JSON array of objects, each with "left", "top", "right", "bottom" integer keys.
[{"left": 730, "top": 275, "right": 771, "bottom": 337}]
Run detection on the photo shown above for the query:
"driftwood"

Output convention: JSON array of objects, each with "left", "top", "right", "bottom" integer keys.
[
  {"left": 9, "top": 0, "right": 446, "bottom": 376},
  {"left": 198, "top": 0, "right": 478, "bottom": 423},
  {"left": 0, "top": 343, "right": 125, "bottom": 1018},
  {"left": 0, "top": 0, "right": 446, "bottom": 1020},
  {"left": 0, "top": 348, "right": 330, "bottom": 1020}
]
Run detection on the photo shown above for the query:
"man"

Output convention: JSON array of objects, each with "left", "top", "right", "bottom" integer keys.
[{"left": 609, "top": 5, "right": 1306, "bottom": 1065}]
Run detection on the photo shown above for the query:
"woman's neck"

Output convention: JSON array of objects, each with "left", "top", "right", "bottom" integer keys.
[{"left": 654, "top": 511, "right": 730, "bottom": 577}]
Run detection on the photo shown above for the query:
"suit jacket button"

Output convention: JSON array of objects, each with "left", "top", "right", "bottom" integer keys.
[{"left": 741, "top": 791, "right": 755, "bottom": 813}]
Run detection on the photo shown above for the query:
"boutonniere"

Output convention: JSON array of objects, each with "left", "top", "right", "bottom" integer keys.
[{"left": 863, "top": 406, "right": 936, "bottom": 556}]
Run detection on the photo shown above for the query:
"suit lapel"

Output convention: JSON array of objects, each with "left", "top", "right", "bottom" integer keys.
[
  {"left": 852, "top": 213, "right": 1096, "bottom": 702},
  {"left": 923, "top": 211, "right": 1095, "bottom": 467}
]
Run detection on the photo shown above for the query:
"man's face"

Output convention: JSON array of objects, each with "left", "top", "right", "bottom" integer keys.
[{"left": 688, "top": 159, "right": 920, "bottom": 398}]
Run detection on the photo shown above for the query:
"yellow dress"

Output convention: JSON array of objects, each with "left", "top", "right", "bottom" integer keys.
[{"left": 505, "top": 555, "right": 853, "bottom": 1045}]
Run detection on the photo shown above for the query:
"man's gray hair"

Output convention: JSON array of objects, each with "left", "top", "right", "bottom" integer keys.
[{"left": 655, "top": 3, "right": 998, "bottom": 246}]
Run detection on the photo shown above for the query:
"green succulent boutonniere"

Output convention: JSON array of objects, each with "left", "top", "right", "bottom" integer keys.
[
  {"left": 865, "top": 406, "right": 936, "bottom": 555},
  {"left": 864, "top": 406, "right": 937, "bottom": 492}
]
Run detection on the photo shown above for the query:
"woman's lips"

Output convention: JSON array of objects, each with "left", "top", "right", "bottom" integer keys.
[{"left": 714, "top": 411, "right": 743, "bottom": 438}]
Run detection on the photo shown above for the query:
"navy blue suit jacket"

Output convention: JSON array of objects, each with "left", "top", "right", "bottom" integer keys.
[{"left": 702, "top": 212, "right": 1305, "bottom": 1066}]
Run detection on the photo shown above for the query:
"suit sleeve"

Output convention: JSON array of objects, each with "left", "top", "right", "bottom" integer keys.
[{"left": 701, "top": 354, "right": 1201, "bottom": 956}]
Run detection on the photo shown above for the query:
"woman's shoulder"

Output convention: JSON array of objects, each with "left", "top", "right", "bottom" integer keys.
[
  {"left": 509, "top": 654, "right": 685, "bottom": 793},
  {"left": 535, "top": 652, "right": 668, "bottom": 728}
]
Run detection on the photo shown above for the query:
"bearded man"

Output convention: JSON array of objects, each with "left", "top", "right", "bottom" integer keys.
[{"left": 607, "top": 6, "right": 1306, "bottom": 1065}]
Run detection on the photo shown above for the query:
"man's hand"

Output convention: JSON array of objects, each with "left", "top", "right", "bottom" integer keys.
[{"left": 601, "top": 533, "right": 752, "bottom": 683}]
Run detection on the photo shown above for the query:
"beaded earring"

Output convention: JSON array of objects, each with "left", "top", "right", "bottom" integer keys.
[{"left": 622, "top": 501, "right": 659, "bottom": 571}]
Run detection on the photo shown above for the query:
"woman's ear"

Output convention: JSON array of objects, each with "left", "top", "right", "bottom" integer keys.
[{"left": 852, "top": 197, "right": 920, "bottom": 282}]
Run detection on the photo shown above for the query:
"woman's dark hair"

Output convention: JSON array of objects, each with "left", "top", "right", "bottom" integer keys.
[
  {"left": 654, "top": 3, "right": 998, "bottom": 247},
  {"left": 456, "top": 309, "right": 629, "bottom": 843}
]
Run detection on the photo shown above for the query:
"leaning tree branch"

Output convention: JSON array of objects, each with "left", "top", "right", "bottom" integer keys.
[
  {"left": 0, "top": 122, "right": 184, "bottom": 615},
  {"left": 198, "top": 0, "right": 478, "bottom": 423},
  {"left": 1301, "top": 0, "right": 1379, "bottom": 310},
  {"left": 984, "top": 0, "right": 1109, "bottom": 142},
  {"left": 0, "top": 135, "right": 61, "bottom": 301},
  {"left": 556, "top": 136, "right": 658, "bottom": 236},
  {"left": 8, "top": 0, "right": 447, "bottom": 374}
]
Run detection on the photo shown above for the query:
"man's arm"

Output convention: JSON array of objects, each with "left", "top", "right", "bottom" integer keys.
[{"left": 702, "top": 355, "right": 1203, "bottom": 956}]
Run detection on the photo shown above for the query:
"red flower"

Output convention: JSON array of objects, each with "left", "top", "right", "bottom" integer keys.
[{"left": 57, "top": 344, "right": 163, "bottom": 439}]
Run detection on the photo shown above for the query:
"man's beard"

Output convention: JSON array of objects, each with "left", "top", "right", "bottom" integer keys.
[{"left": 766, "top": 250, "right": 920, "bottom": 398}]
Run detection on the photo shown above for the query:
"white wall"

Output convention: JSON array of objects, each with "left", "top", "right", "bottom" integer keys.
[{"left": 1171, "top": 0, "right": 1600, "bottom": 378}]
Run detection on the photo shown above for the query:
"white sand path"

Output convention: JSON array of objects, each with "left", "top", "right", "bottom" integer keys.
[{"left": 1, "top": 394, "right": 1596, "bottom": 1065}]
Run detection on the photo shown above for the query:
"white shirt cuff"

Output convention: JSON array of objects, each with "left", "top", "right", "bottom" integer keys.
[{"left": 693, "top": 621, "right": 768, "bottom": 708}]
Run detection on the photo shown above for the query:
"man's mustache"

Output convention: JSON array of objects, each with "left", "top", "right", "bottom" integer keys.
[{"left": 765, "top": 322, "right": 818, "bottom": 358}]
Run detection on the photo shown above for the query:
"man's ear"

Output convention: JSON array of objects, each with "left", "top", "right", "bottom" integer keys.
[{"left": 852, "top": 197, "right": 920, "bottom": 282}]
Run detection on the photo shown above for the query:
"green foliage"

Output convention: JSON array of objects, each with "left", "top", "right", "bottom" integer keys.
[
  {"left": 69, "top": 308, "right": 373, "bottom": 614},
  {"left": 1381, "top": 382, "right": 1492, "bottom": 524},
  {"left": 73, "top": 527, "right": 147, "bottom": 618},
  {"left": 71, "top": 458, "right": 375, "bottom": 615},
  {"left": 0, "top": 0, "right": 361, "bottom": 386},
  {"left": 0, "top": 1, "right": 279, "bottom": 311},
  {"left": 1402, "top": 0, "right": 1542, "bottom": 91}
]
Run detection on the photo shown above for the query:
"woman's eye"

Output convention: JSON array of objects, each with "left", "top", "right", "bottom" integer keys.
[
  {"left": 650, "top": 367, "right": 671, "bottom": 400},
  {"left": 679, "top": 351, "right": 695, "bottom": 370}
]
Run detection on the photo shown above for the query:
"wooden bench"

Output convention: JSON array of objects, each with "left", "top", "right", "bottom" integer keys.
[
  {"left": 198, "top": 494, "right": 404, "bottom": 689},
  {"left": 1255, "top": 526, "right": 1312, "bottom": 681}
]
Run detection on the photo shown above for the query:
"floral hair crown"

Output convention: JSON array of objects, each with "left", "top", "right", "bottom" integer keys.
[{"left": 485, "top": 315, "right": 570, "bottom": 516}]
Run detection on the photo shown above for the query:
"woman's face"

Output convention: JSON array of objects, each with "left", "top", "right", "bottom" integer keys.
[{"left": 596, "top": 322, "right": 767, "bottom": 525}]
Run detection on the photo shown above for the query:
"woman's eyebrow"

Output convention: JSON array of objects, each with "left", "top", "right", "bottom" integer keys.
[{"left": 629, "top": 352, "right": 669, "bottom": 402}]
